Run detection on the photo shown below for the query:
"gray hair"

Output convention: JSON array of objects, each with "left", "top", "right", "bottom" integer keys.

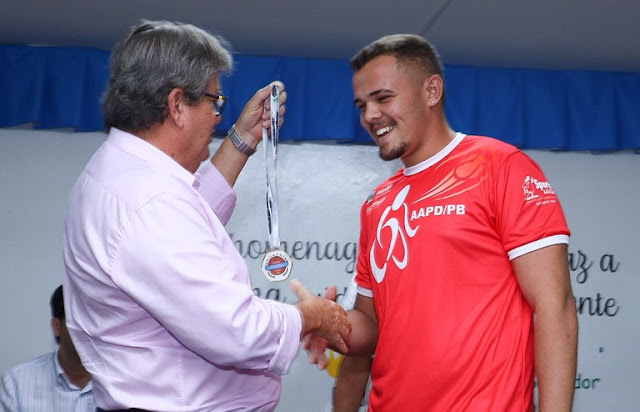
[{"left": 102, "top": 20, "right": 233, "bottom": 133}]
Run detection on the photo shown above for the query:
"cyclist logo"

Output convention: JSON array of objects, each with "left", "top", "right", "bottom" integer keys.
[{"left": 370, "top": 185, "right": 418, "bottom": 283}]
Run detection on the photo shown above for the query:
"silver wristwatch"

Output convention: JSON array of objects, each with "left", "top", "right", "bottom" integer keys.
[{"left": 227, "top": 125, "right": 256, "bottom": 156}]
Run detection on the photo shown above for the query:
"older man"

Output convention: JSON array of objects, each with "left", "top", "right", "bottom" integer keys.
[{"left": 63, "top": 20, "right": 350, "bottom": 412}]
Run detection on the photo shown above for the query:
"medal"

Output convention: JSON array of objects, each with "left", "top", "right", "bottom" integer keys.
[
  {"left": 261, "top": 248, "right": 293, "bottom": 282},
  {"left": 261, "top": 85, "right": 293, "bottom": 282}
]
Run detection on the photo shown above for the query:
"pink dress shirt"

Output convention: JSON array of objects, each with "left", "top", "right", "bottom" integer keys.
[{"left": 62, "top": 128, "right": 302, "bottom": 411}]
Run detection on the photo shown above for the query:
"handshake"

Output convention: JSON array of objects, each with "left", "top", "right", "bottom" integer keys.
[{"left": 291, "top": 279, "right": 352, "bottom": 369}]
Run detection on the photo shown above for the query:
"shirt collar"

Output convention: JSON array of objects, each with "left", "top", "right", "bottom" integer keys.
[
  {"left": 106, "top": 127, "right": 199, "bottom": 188},
  {"left": 403, "top": 132, "right": 466, "bottom": 176},
  {"left": 54, "top": 349, "right": 93, "bottom": 393}
]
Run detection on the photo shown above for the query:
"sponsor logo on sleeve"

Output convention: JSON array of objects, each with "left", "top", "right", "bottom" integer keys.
[
  {"left": 366, "top": 191, "right": 375, "bottom": 203},
  {"left": 522, "top": 176, "right": 556, "bottom": 203}
]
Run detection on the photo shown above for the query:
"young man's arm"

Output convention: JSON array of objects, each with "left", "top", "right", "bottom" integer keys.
[
  {"left": 513, "top": 243, "right": 578, "bottom": 412},
  {"left": 334, "top": 355, "right": 372, "bottom": 412}
]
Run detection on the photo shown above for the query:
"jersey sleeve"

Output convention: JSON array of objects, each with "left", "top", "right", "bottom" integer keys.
[
  {"left": 354, "top": 202, "right": 374, "bottom": 297},
  {"left": 492, "top": 151, "right": 570, "bottom": 260}
]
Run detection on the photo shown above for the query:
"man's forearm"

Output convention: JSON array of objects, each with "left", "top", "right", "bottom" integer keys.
[
  {"left": 344, "top": 309, "right": 377, "bottom": 356},
  {"left": 334, "top": 355, "right": 372, "bottom": 412},
  {"left": 535, "top": 302, "right": 578, "bottom": 411},
  {"left": 210, "top": 130, "right": 255, "bottom": 188}
]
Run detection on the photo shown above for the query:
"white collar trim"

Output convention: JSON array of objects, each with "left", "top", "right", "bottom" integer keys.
[{"left": 403, "top": 132, "right": 466, "bottom": 176}]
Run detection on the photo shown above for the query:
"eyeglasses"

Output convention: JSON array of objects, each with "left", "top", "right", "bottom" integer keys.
[{"left": 204, "top": 92, "right": 227, "bottom": 115}]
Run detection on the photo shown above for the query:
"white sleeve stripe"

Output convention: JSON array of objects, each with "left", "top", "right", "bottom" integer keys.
[
  {"left": 356, "top": 285, "right": 373, "bottom": 298},
  {"left": 508, "top": 234, "right": 569, "bottom": 260}
]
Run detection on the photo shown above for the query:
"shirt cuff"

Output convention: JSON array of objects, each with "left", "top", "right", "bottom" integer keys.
[
  {"left": 266, "top": 301, "right": 302, "bottom": 375},
  {"left": 508, "top": 234, "right": 570, "bottom": 260},
  {"left": 356, "top": 285, "right": 373, "bottom": 298},
  {"left": 194, "top": 162, "right": 237, "bottom": 225}
]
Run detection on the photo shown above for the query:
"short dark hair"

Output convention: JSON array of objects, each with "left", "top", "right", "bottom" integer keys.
[
  {"left": 50, "top": 285, "right": 64, "bottom": 320},
  {"left": 102, "top": 20, "right": 233, "bottom": 133},
  {"left": 350, "top": 34, "right": 444, "bottom": 77},
  {"left": 351, "top": 34, "right": 446, "bottom": 104}
]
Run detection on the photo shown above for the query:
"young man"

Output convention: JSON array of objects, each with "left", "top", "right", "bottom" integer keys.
[
  {"left": 0, "top": 286, "right": 94, "bottom": 411},
  {"left": 62, "top": 20, "right": 350, "bottom": 412},
  {"left": 327, "top": 34, "right": 578, "bottom": 411}
]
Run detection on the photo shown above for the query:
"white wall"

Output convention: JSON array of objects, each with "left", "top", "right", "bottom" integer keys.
[
  {"left": 0, "top": 129, "right": 105, "bottom": 367},
  {"left": 1, "top": 128, "right": 638, "bottom": 411}
]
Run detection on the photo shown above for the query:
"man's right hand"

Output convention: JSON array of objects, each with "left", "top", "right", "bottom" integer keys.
[
  {"left": 234, "top": 81, "right": 287, "bottom": 148},
  {"left": 291, "top": 280, "right": 352, "bottom": 355}
]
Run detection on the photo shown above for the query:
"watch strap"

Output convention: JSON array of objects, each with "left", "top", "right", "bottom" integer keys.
[{"left": 227, "top": 125, "right": 256, "bottom": 156}]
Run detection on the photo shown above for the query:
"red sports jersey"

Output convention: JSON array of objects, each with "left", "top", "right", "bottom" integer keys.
[{"left": 355, "top": 134, "right": 570, "bottom": 411}]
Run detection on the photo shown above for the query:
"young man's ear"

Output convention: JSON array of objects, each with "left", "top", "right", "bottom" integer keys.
[{"left": 425, "top": 74, "right": 444, "bottom": 106}]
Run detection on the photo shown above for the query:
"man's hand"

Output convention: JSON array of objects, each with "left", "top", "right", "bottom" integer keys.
[
  {"left": 299, "top": 284, "right": 335, "bottom": 370},
  {"left": 302, "top": 333, "right": 329, "bottom": 370},
  {"left": 300, "top": 285, "right": 336, "bottom": 370},
  {"left": 234, "top": 81, "right": 287, "bottom": 147},
  {"left": 291, "top": 280, "right": 351, "bottom": 356}
]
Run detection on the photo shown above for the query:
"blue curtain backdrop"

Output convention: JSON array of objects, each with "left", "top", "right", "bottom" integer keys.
[{"left": 1, "top": 45, "right": 639, "bottom": 152}]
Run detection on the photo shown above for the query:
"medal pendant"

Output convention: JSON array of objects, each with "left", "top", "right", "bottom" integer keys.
[{"left": 261, "top": 248, "right": 293, "bottom": 282}]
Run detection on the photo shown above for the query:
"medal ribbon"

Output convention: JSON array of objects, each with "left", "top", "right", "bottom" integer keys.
[{"left": 262, "top": 86, "right": 281, "bottom": 250}]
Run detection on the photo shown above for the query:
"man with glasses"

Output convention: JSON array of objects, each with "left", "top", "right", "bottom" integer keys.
[{"left": 62, "top": 20, "right": 351, "bottom": 412}]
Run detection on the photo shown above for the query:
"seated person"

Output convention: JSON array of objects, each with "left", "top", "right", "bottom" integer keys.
[{"left": 0, "top": 285, "right": 94, "bottom": 411}]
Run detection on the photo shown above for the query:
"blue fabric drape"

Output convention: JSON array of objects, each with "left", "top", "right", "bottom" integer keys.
[{"left": 1, "top": 45, "right": 638, "bottom": 152}]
